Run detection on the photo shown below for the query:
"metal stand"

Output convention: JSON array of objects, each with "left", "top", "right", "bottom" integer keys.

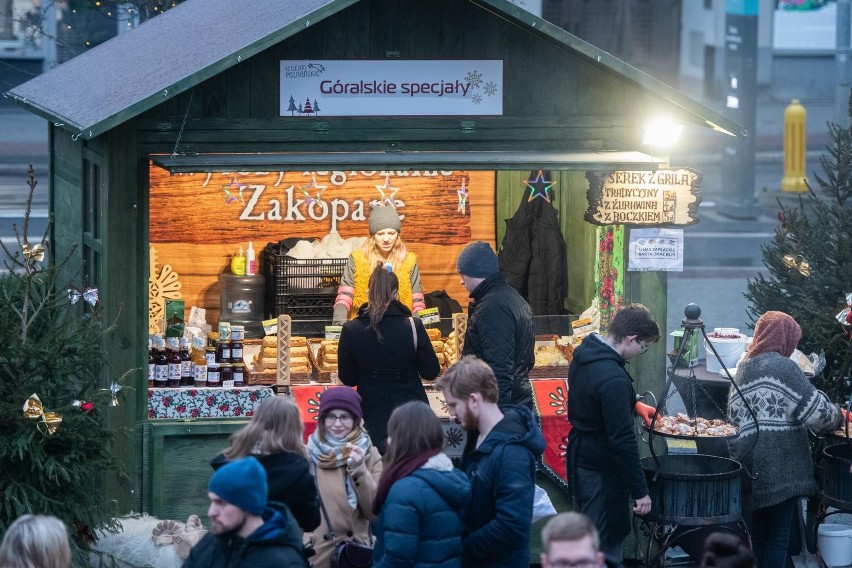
[
  {"left": 639, "top": 303, "right": 757, "bottom": 567},
  {"left": 639, "top": 517, "right": 751, "bottom": 567},
  {"left": 813, "top": 494, "right": 852, "bottom": 568}
]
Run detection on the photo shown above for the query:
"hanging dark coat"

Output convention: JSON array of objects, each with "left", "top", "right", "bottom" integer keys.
[{"left": 498, "top": 176, "right": 568, "bottom": 316}]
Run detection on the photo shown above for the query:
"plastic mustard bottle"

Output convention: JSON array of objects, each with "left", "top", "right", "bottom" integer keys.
[{"left": 230, "top": 246, "right": 246, "bottom": 275}]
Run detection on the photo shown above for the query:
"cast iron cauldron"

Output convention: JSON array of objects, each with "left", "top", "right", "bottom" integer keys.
[
  {"left": 642, "top": 454, "right": 743, "bottom": 525},
  {"left": 822, "top": 443, "right": 852, "bottom": 507}
]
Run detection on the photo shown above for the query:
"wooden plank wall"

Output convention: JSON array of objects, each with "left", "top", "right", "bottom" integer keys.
[{"left": 149, "top": 168, "right": 495, "bottom": 325}]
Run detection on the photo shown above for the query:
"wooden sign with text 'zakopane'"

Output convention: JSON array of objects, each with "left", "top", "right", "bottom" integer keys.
[
  {"left": 584, "top": 168, "right": 702, "bottom": 227},
  {"left": 148, "top": 167, "right": 495, "bottom": 324}
]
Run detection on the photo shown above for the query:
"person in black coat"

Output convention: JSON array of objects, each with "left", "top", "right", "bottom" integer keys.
[
  {"left": 567, "top": 304, "right": 660, "bottom": 567},
  {"left": 338, "top": 263, "right": 441, "bottom": 454},
  {"left": 210, "top": 396, "right": 320, "bottom": 533},
  {"left": 456, "top": 241, "right": 535, "bottom": 408}
]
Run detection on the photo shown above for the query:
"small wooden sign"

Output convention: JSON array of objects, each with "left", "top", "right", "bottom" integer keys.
[{"left": 584, "top": 168, "right": 701, "bottom": 226}]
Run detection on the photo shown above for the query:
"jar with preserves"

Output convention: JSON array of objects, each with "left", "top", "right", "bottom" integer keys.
[
  {"left": 220, "top": 363, "right": 233, "bottom": 386},
  {"left": 233, "top": 364, "right": 245, "bottom": 387},
  {"left": 216, "top": 339, "right": 231, "bottom": 364},
  {"left": 207, "top": 363, "right": 221, "bottom": 387}
]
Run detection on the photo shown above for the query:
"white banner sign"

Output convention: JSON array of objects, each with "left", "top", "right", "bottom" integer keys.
[
  {"left": 628, "top": 228, "right": 684, "bottom": 272},
  {"left": 279, "top": 60, "right": 503, "bottom": 117}
]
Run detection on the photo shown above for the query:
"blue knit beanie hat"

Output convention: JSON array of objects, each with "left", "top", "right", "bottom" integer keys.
[
  {"left": 456, "top": 241, "right": 499, "bottom": 278},
  {"left": 208, "top": 456, "right": 268, "bottom": 516}
]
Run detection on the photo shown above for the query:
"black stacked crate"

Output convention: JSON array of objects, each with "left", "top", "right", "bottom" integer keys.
[{"left": 263, "top": 243, "right": 348, "bottom": 337}]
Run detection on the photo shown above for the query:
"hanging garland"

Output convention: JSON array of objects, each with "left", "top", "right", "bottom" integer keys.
[{"left": 595, "top": 225, "right": 624, "bottom": 333}]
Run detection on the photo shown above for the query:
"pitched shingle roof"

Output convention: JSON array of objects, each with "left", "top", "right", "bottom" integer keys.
[{"left": 6, "top": 0, "right": 744, "bottom": 140}]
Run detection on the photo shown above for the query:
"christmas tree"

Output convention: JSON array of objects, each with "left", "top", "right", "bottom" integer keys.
[
  {"left": 745, "top": 95, "right": 852, "bottom": 402},
  {"left": 0, "top": 166, "right": 125, "bottom": 562}
]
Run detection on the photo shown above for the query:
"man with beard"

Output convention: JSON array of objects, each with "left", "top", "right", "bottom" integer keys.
[
  {"left": 182, "top": 456, "right": 308, "bottom": 568},
  {"left": 436, "top": 355, "right": 545, "bottom": 568}
]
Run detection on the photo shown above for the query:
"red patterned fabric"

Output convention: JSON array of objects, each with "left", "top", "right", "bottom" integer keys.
[
  {"left": 530, "top": 379, "right": 571, "bottom": 482},
  {"left": 291, "top": 384, "right": 335, "bottom": 442}
]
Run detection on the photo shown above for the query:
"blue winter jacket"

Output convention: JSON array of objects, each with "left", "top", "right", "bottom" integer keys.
[
  {"left": 461, "top": 405, "right": 545, "bottom": 568},
  {"left": 373, "top": 453, "right": 471, "bottom": 568},
  {"left": 182, "top": 502, "right": 308, "bottom": 568}
]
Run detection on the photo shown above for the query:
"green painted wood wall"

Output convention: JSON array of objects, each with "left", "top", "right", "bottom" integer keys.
[{"left": 495, "top": 171, "right": 596, "bottom": 316}]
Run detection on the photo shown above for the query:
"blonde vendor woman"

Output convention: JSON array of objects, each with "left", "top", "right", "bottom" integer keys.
[{"left": 333, "top": 204, "right": 426, "bottom": 325}]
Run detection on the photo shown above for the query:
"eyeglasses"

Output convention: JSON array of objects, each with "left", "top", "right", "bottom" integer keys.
[
  {"left": 324, "top": 413, "right": 354, "bottom": 425},
  {"left": 637, "top": 339, "right": 649, "bottom": 354}
]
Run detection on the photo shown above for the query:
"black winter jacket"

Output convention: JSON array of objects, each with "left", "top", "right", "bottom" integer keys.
[
  {"left": 210, "top": 452, "right": 320, "bottom": 533},
  {"left": 566, "top": 334, "right": 648, "bottom": 543},
  {"left": 461, "top": 405, "right": 545, "bottom": 568},
  {"left": 338, "top": 300, "right": 440, "bottom": 454},
  {"left": 462, "top": 273, "right": 535, "bottom": 408},
  {"left": 498, "top": 186, "right": 568, "bottom": 315},
  {"left": 182, "top": 503, "right": 309, "bottom": 568}
]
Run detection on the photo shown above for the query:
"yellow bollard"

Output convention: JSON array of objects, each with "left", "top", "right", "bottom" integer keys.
[{"left": 781, "top": 99, "right": 808, "bottom": 192}]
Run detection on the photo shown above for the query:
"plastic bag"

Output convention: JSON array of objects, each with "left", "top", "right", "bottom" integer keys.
[{"left": 532, "top": 484, "right": 557, "bottom": 522}]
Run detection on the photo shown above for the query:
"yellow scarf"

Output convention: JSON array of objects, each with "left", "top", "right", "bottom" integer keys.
[{"left": 350, "top": 250, "right": 417, "bottom": 319}]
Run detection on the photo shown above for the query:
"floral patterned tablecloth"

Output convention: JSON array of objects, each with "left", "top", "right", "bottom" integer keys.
[{"left": 147, "top": 387, "right": 274, "bottom": 419}]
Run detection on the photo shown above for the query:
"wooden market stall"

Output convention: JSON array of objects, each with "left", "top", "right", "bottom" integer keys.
[{"left": 6, "top": 0, "right": 744, "bottom": 553}]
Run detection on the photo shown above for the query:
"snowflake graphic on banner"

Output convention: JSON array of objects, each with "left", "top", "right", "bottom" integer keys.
[
  {"left": 464, "top": 69, "right": 499, "bottom": 106},
  {"left": 465, "top": 69, "right": 483, "bottom": 88}
]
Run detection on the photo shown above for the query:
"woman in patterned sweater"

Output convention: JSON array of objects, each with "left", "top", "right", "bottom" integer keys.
[{"left": 728, "top": 310, "right": 844, "bottom": 568}]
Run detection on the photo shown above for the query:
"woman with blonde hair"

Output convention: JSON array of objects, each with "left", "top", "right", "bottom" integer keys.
[
  {"left": 305, "top": 387, "right": 382, "bottom": 568},
  {"left": 210, "top": 395, "right": 320, "bottom": 532},
  {"left": 0, "top": 514, "right": 70, "bottom": 568},
  {"left": 332, "top": 203, "right": 426, "bottom": 324}
]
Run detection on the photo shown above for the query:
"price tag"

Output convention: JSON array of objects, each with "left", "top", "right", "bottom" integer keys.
[
  {"left": 221, "top": 380, "right": 235, "bottom": 389},
  {"left": 262, "top": 318, "right": 278, "bottom": 336},
  {"left": 418, "top": 307, "right": 441, "bottom": 326},
  {"left": 325, "top": 325, "right": 342, "bottom": 340}
]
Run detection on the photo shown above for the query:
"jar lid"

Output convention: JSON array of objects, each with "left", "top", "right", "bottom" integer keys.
[
  {"left": 231, "top": 325, "right": 245, "bottom": 331},
  {"left": 208, "top": 363, "right": 220, "bottom": 368}
]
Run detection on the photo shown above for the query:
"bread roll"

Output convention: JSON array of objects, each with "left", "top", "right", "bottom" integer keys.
[
  {"left": 260, "top": 357, "right": 277, "bottom": 370},
  {"left": 324, "top": 353, "right": 338, "bottom": 364},
  {"left": 262, "top": 336, "right": 277, "bottom": 348},
  {"left": 262, "top": 346, "right": 278, "bottom": 358},
  {"left": 426, "top": 328, "right": 441, "bottom": 341},
  {"left": 289, "top": 356, "right": 308, "bottom": 367},
  {"left": 290, "top": 346, "right": 308, "bottom": 358},
  {"left": 290, "top": 365, "right": 309, "bottom": 374},
  {"left": 431, "top": 341, "right": 444, "bottom": 353},
  {"left": 290, "top": 336, "right": 307, "bottom": 347}
]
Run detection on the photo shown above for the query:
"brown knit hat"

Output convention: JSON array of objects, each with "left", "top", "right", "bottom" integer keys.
[{"left": 748, "top": 310, "right": 801, "bottom": 358}]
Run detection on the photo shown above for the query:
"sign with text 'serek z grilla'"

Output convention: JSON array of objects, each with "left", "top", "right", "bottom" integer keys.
[
  {"left": 584, "top": 168, "right": 702, "bottom": 227},
  {"left": 280, "top": 60, "right": 503, "bottom": 117}
]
